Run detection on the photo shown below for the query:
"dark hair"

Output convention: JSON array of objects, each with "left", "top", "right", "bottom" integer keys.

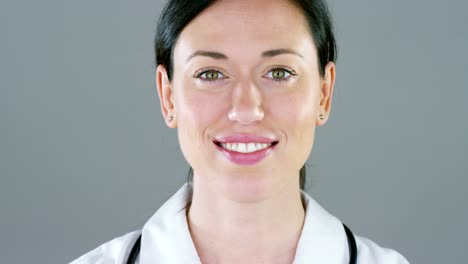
[{"left": 155, "top": 0, "right": 337, "bottom": 190}]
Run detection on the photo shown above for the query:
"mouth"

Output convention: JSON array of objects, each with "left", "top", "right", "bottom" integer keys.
[
  {"left": 213, "top": 141, "right": 279, "bottom": 153},
  {"left": 213, "top": 138, "right": 279, "bottom": 165}
]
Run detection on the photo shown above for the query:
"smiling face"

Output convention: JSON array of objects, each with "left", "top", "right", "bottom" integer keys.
[{"left": 157, "top": 0, "right": 335, "bottom": 202}]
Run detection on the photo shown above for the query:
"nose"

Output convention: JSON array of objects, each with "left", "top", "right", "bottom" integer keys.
[{"left": 227, "top": 80, "right": 264, "bottom": 125}]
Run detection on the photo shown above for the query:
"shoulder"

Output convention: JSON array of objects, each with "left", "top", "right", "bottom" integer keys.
[
  {"left": 69, "top": 230, "right": 140, "bottom": 264},
  {"left": 355, "top": 235, "right": 410, "bottom": 264}
]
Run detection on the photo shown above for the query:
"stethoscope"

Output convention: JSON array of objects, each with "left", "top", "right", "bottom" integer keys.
[{"left": 125, "top": 223, "right": 357, "bottom": 264}]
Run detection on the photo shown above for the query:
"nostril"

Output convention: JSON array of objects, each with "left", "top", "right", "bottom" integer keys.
[{"left": 227, "top": 107, "right": 264, "bottom": 125}]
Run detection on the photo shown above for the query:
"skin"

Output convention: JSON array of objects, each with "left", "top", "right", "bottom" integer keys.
[{"left": 156, "top": 0, "right": 335, "bottom": 263}]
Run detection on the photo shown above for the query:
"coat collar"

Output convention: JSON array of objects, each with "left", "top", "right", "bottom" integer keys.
[{"left": 140, "top": 183, "right": 348, "bottom": 264}]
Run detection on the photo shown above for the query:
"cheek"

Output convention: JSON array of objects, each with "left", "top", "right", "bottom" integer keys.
[
  {"left": 268, "top": 87, "right": 320, "bottom": 162},
  {"left": 270, "top": 90, "right": 319, "bottom": 131},
  {"left": 174, "top": 82, "right": 230, "bottom": 150}
]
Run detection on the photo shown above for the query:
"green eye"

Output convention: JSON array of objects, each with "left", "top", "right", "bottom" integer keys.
[
  {"left": 206, "top": 70, "right": 218, "bottom": 79},
  {"left": 200, "top": 70, "right": 224, "bottom": 80},
  {"left": 265, "top": 67, "right": 294, "bottom": 81},
  {"left": 271, "top": 69, "right": 286, "bottom": 79}
]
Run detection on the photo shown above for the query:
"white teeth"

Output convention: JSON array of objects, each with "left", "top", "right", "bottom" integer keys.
[
  {"left": 238, "top": 143, "right": 247, "bottom": 152},
  {"left": 247, "top": 143, "right": 256, "bottom": 152},
  {"left": 232, "top": 143, "right": 238, "bottom": 151},
  {"left": 220, "top": 142, "right": 272, "bottom": 153}
]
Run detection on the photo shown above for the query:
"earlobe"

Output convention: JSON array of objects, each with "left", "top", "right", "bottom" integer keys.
[
  {"left": 316, "top": 62, "right": 336, "bottom": 126},
  {"left": 156, "top": 65, "right": 177, "bottom": 128}
]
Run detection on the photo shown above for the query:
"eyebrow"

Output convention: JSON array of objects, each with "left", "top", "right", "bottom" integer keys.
[
  {"left": 261, "top": 48, "right": 304, "bottom": 58},
  {"left": 186, "top": 51, "right": 228, "bottom": 62},
  {"left": 186, "top": 48, "right": 303, "bottom": 62}
]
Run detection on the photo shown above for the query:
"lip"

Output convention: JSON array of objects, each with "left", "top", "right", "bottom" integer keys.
[{"left": 213, "top": 134, "right": 279, "bottom": 165}]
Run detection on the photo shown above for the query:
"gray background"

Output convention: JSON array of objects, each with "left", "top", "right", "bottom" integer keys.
[{"left": 1, "top": 0, "right": 467, "bottom": 263}]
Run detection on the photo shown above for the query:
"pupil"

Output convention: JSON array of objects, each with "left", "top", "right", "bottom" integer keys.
[
  {"left": 273, "top": 69, "right": 284, "bottom": 79},
  {"left": 207, "top": 71, "right": 218, "bottom": 79}
]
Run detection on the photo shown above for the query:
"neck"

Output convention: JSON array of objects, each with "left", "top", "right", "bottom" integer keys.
[{"left": 186, "top": 178, "right": 305, "bottom": 264}]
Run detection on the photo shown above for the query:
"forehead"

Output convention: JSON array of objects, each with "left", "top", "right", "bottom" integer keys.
[{"left": 174, "top": 0, "right": 316, "bottom": 63}]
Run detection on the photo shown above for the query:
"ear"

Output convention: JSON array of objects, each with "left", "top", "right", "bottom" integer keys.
[
  {"left": 316, "top": 62, "right": 336, "bottom": 126},
  {"left": 156, "top": 64, "right": 177, "bottom": 128}
]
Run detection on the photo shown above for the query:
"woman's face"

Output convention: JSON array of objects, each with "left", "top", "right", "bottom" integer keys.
[{"left": 157, "top": 0, "right": 335, "bottom": 201}]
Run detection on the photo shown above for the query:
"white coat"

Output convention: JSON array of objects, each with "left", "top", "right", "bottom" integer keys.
[{"left": 70, "top": 183, "right": 410, "bottom": 264}]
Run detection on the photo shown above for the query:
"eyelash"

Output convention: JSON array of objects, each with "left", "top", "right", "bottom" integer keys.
[
  {"left": 193, "top": 68, "right": 226, "bottom": 83},
  {"left": 193, "top": 66, "right": 297, "bottom": 83},
  {"left": 265, "top": 65, "right": 297, "bottom": 82}
]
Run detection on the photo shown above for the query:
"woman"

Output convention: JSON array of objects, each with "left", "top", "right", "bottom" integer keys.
[{"left": 71, "top": 0, "right": 409, "bottom": 263}]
